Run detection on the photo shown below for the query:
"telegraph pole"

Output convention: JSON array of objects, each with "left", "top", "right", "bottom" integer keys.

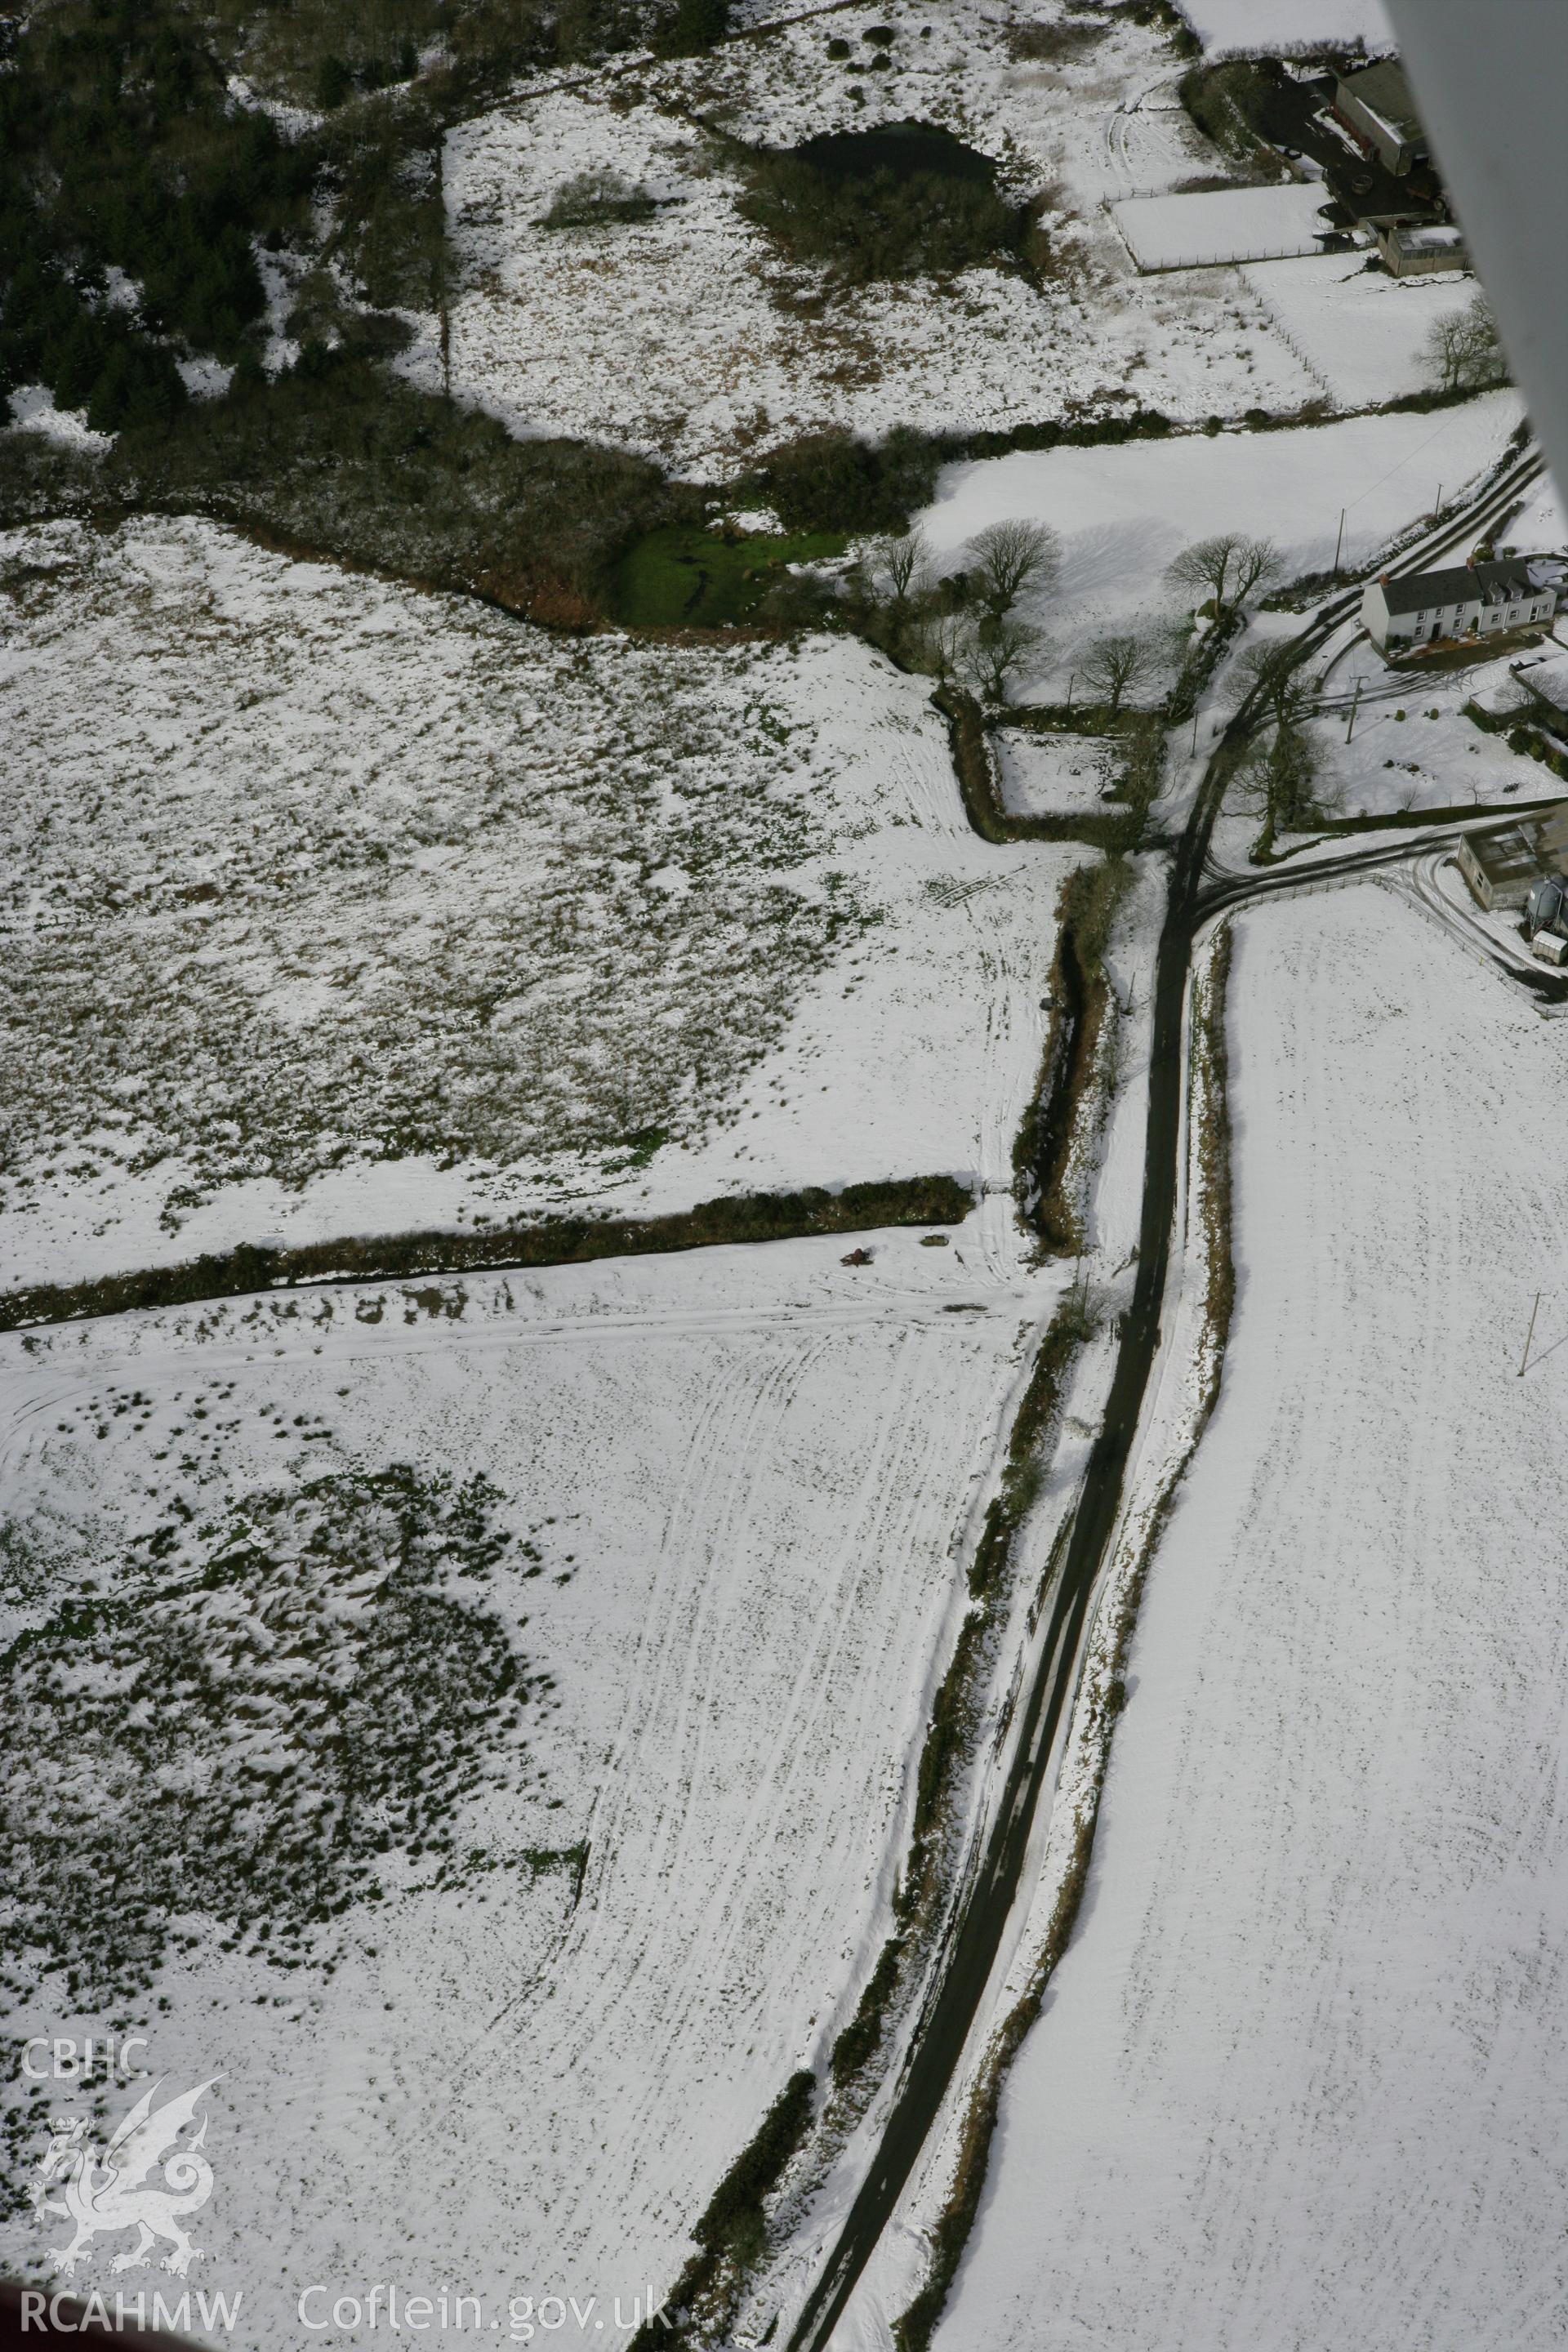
[
  {"left": 1519, "top": 1290, "right": 1542, "bottom": 1377},
  {"left": 1345, "top": 678, "right": 1363, "bottom": 742},
  {"left": 1333, "top": 506, "right": 1345, "bottom": 577}
]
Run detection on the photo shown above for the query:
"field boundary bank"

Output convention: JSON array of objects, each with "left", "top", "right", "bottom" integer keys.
[
  {"left": 631, "top": 715, "right": 1143, "bottom": 2347},
  {"left": 1, "top": 392, "right": 1520, "bottom": 657},
  {"left": 888, "top": 918, "right": 1237, "bottom": 2352},
  {"left": 0, "top": 1175, "right": 971, "bottom": 1334},
  {"left": 933, "top": 685, "right": 1142, "bottom": 852},
  {"left": 635, "top": 1279, "right": 1104, "bottom": 2352}
]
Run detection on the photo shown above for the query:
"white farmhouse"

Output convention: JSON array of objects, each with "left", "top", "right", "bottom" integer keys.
[{"left": 1361, "top": 559, "right": 1557, "bottom": 654}]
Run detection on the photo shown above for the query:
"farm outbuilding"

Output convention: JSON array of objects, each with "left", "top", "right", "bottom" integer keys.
[
  {"left": 1376, "top": 220, "right": 1468, "bottom": 278},
  {"left": 1459, "top": 803, "right": 1568, "bottom": 912},
  {"left": 1334, "top": 61, "right": 1428, "bottom": 178},
  {"left": 1511, "top": 650, "right": 1568, "bottom": 725}
]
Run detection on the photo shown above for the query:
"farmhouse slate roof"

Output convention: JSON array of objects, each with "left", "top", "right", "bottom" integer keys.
[{"left": 1380, "top": 561, "right": 1541, "bottom": 617}]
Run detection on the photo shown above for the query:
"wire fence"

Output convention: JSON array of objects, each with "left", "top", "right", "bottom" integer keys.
[
  {"left": 1102, "top": 194, "right": 1335, "bottom": 275},
  {"left": 1123, "top": 238, "right": 1330, "bottom": 272},
  {"left": 1245, "top": 286, "right": 1336, "bottom": 399}
]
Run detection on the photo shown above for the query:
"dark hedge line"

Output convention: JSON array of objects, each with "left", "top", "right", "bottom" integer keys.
[
  {"left": 844, "top": 1275, "right": 1100, "bottom": 2103},
  {"left": 0, "top": 1175, "right": 973, "bottom": 1333},
  {"left": 626, "top": 2069, "right": 816, "bottom": 2350},
  {"left": 956, "top": 404, "right": 1178, "bottom": 462},
  {"left": 951, "top": 383, "right": 1499, "bottom": 474},
  {"left": 736, "top": 423, "right": 950, "bottom": 537},
  {"left": 1015, "top": 861, "right": 1129, "bottom": 1258},
  {"left": 0, "top": 353, "right": 687, "bottom": 624},
  {"left": 890, "top": 1811, "right": 1097, "bottom": 2352},
  {"left": 932, "top": 685, "right": 1141, "bottom": 852},
  {"left": 1254, "top": 788, "right": 1566, "bottom": 866}
]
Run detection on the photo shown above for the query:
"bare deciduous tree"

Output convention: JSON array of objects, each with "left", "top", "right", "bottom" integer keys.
[
  {"left": 1230, "top": 533, "right": 1281, "bottom": 608},
  {"left": 1235, "top": 719, "right": 1321, "bottom": 834},
  {"left": 1232, "top": 643, "right": 1325, "bottom": 835},
  {"left": 1236, "top": 640, "right": 1313, "bottom": 732},
  {"left": 1169, "top": 532, "right": 1241, "bottom": 612},
  {"left": 965, "top": 614, "right": 1045, "bottom": 704},
  {"left": 1422, "top": 295, "right": 1507, "bottom": 396},
  {"left": 1080, "top": 631, "right": 1152, "bottom": 719},
  {"left": 1167, "top": 532, "right": 1280, "bottom": 620},
  {"left": 914, "top": 607, "right": 970, "bottom": 682},
  {"left": 1423, "top": 309, "right": 1470, "bottom": 394},
  {"left": 969, "top": 519, "right": 1061, "bottom": 617},
  {"left": 862, "top": 528, "right": 930, "bottom": 611}
]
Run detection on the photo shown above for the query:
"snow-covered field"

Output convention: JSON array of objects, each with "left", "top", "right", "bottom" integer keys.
[
  {"left": 994, "top": 729, "right": 1117, "bottom": 817},
  {"left": 1243, "top": 253, "right": 1478, "bottom": 408},
  {"left": 916, "top": 389, "right": 1522, "bottom": 698},
  {"left": 385, "top": 1, "right": 1482, "bottom": 474},
  {"left": 0, "top": 515, "right": 1082, "bottom": 1290},
  {"left": 1499, "top": 466, "right": 1568, "bottom": 558},
  {"left": 403, "top": 0, "right": 1330, "bottom": 475},
  {"left": 937, "top": 884, "right": 1568, "bottom": 2351},
  {"left": 1111, "top": 183, "right": 1329, "bottom": 271},
  {"left": 0, "top": 1214, "right": 1056, "bottom": 2343},
  {"left": 1182, "top": 0, "right": 1395, "bottom": 52},
  {"left": 10, "top": 6, "right": 1558, "bottom": 2343},
  {"left": 1098, "top": 82, "right": 1207, "bottom": 201}
]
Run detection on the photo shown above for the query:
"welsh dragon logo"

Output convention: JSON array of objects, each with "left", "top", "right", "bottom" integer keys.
[{"left": 33, "top": 2077, "right": 221, "bottom": 2277}]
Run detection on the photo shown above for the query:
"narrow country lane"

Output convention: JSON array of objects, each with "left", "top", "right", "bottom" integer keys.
[{"left": 786, "top": 438, "right": 1552, "bottom": 2352}]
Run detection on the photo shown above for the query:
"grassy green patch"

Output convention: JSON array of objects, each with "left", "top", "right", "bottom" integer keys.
[{"left": 610, "top": 523, "right": 845, "bottom": 629}]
